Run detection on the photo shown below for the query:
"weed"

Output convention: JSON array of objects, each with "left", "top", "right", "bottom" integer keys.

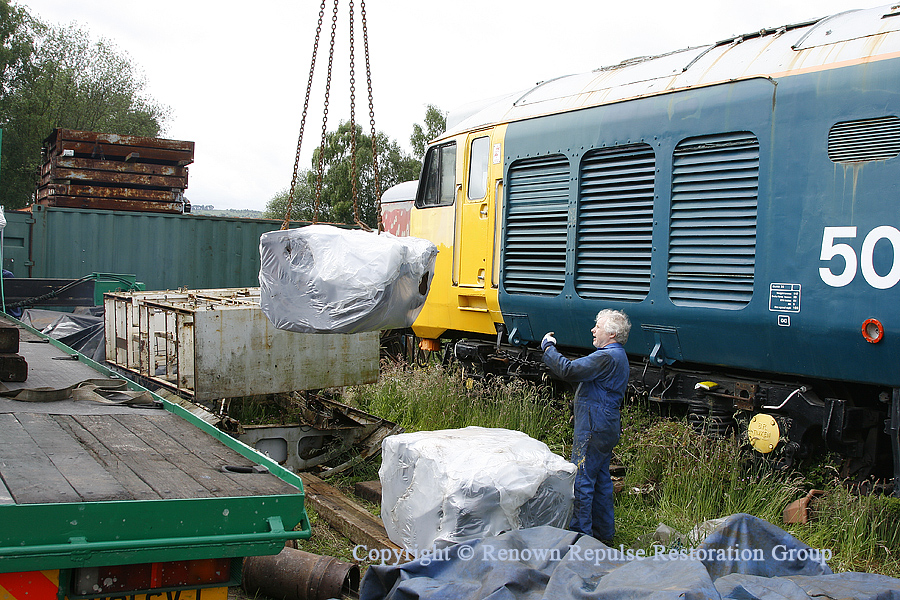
[
  {"left": 226, "top": 393, "right": 307, "bottom": 425},
  {"left": 345, "top": 361, "right": 572, "bottom": 455},
  {"left": 786, "top": 486, "right": 900, "bottom": 573},
  {"left": 614, "top": 409, "right": 899, "bottom": 574},
  {"left": 336, "top": 361, "right": 898, "bottom": 577}
]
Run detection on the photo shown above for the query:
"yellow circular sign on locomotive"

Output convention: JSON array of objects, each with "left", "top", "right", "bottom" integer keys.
[{"left": 747, "top": 414, "right": 780, "bottom": 454}]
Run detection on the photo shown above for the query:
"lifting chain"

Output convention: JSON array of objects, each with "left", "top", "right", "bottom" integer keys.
[
  {"left": 282, "top": 0, "right": 383, "bottom": 233},
  {"left": 315, "top": 0, "right": 340, "bottom": 222},
  {"left": 361, "top": 0, "right": 383, "bottom": 232},
  {"left": 281, "top": 0, "right": 327, "bottom": 230},
  {"left": 348, "top": 0, "right": 361, "bottom": 228}
]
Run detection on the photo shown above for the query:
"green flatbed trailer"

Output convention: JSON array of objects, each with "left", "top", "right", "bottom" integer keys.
[{"left": 0, "top": 314, "right": 311, "bottom": 600}]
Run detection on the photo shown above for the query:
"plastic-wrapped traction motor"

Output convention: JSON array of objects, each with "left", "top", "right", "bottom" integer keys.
[
  {"left": 380, "top": 427, "right": 576, "bottom": 550},
  {"left": 259, "top": 224, "right": 438, "bottom": 334}
]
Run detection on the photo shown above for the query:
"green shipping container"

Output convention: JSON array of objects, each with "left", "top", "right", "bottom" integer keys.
[{"left": 2, "top": 206, "right": 311, "bottom": 291}]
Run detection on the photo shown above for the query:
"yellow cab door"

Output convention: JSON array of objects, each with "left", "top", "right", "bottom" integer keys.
[
  {"left": 453, "top": 128, "right": 505, "bottom": 329},
  {"left": 455, "top": 132, "right": 491, "bottom": 288}
]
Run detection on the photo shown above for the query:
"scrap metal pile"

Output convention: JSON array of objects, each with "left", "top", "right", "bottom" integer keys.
[{"left": 37, "top": 128, "right": 194, "bottom": 214}]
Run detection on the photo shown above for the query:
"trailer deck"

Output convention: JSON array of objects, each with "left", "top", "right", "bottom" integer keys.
[
  {"left": 0, "top": 314, "right": 310, "bottom": 581},
  {"left": 0, "top": 317, "right": 298, "bottom": 504}
]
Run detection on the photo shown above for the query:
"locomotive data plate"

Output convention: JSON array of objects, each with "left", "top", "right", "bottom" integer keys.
[{"left": 769, "top": 283, "right": 801, "bottom": 313}]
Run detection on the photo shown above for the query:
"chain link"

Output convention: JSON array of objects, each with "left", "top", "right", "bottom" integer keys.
[
  {"left": 348, "top": 0, "right": 361, "bottom": 226},
  {"left": 282, "top": 0, "right": 327, "bottom": 231},
  {"left": 284, "top": 0, "right": 381, "bottom": 232},
  {"left": 314, "top": 0, "right": 340, "bottom": 223},
  {"left": 361, "top": 0, "right": 383, "bottom": 232}
]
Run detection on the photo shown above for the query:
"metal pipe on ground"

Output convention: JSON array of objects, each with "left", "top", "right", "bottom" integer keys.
[{"left": 242, "top": 546, "right": 360, "bottom": 600}]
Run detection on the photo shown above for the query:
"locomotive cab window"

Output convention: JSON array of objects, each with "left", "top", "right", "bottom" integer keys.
[
  {"left": 417, "top": 143, "right": 457, "bottom": 207},
  {"left": 467, "top": 136, "right": 490, "bottom": 200}
]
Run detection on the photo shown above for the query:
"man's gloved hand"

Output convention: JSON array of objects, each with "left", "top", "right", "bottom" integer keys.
[{"left": 541, "top": 332, "right": 556, "bottom": 351}]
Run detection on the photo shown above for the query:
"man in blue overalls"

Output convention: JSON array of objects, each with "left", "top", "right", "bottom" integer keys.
[{"left": 541, "top": 309, "right": 631, "bottom": 543}]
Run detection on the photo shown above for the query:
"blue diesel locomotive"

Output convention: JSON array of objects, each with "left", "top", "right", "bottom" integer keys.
[{"left": 396, "top": 4, "right": 900, "bottom": 492}]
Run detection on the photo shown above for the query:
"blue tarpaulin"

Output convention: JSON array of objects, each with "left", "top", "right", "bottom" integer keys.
[{"left": 360, "top": 513, "right": 900, "bottom": 599}]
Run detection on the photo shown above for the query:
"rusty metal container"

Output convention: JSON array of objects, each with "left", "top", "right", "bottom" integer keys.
[
  {"left": 242, "top": 547, "right": 360, "bottom": 600},
  {"left": 104, "top": 288, "right": 379, "bottom": 401}
]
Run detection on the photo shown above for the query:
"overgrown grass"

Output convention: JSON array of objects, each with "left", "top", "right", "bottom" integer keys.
[
  {"left": 614, "top": 407, "right": 900, "bottom": 574},
  {"left": 339, "top": 361, "right": 899, "bottom": 576},
  {"left": 792, "top": 488, "right": 900, "bottom": 573},
  {"left": 292, "top": 504, "right": 378, "bottom": 568},
  {"left": 615, "top": 410, "right": 803, "bottom": 542},
  {"left": 227, "top": 393, "right": 308, "bottom": 425},
  {"left": 344, "top": 362, "right": 572, "bottom": 456}
]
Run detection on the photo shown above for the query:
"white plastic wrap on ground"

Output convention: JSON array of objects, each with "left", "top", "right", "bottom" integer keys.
[
  {"left": 380, "top": 426, "right": 576, "bottom": 550},
  {"left": 259, "top": 224, "right": 438, "bottom": 334}
]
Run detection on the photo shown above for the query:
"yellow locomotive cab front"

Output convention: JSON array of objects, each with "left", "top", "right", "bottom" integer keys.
[{"left": 410, "top": 125, "right": 508, "bottom": 341}]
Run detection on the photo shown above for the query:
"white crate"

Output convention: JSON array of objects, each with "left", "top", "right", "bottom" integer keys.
[{"left": 104, "top": 288, "right": 379, "bottom": 400}]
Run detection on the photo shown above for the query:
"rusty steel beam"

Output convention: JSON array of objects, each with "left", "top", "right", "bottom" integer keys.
[
  {"left": 45, "top": 128, "right": 195, "bottom": 153},
  {"left": 38, "top": 184, "right": 179, "bottom": 202},
  {"left": 47, "top": 141, "right": 194, "bottom": 165},
  {"left": 35, "top": 196, "right": 185, "bottom": 214},
  {"left": 42, "top": 156, "right": 188, "bottom": 178},
  {"left": 41, "top": 168, "right": 187, "bottom": 190}
]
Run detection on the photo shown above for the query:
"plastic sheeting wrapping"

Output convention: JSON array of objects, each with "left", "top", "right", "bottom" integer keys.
[
  {"left": 360, "top": 514, "right": 900, "bottom": 600},
  {"left": 21, "top": 308, "right": 105, "bottom": 362},
  {"left": 380, "top": 427, "right": 576, "bottom": 551},
  {"left": 259, "top": 225, "right": 437, "bottom": 334}
]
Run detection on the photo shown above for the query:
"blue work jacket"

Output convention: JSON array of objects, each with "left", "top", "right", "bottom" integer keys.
[{"left": 542, "top": 342, "right": 629, "bottom": 411}]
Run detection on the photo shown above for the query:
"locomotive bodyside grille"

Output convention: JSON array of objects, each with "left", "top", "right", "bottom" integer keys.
[
  {"left": 668, "top": 132, "right": 759, "bottom": 308},
  {"left": 575, "top": 144, "right": 655, "bottom": 301},
  {"left": 504, "top": 155, "right": 570, "bottom": 296},
  {"left": 828, "top": 116, "right": 900, "bottom": 163}
]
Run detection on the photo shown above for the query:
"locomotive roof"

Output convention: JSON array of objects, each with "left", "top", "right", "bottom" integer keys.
[{"left": 443, "top": 4, "right": 900, "bottom": 138}]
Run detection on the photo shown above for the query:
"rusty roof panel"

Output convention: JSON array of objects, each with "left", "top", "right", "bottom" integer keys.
[
  {"left": 43, "top": 128, "right": 195, "bottom": 155},
  {"left": 444, "top": 4, "right": 900, "bottom": 137}
]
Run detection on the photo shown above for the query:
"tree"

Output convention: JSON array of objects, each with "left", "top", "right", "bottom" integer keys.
[
  {"left": 0, "top": 2, "right": 170, "bottom": 208},
  {"left": 409, "top": 104, "right": 447, "bottom": 160},
  {"left": 265, "top": 121, "right": 420, "bottom": 228},
  {"left": 0, "top": 0, "right": 38, "bottom": 102},
  {"left": 264, "top": 169, "right": 317, "bottom": 224}
]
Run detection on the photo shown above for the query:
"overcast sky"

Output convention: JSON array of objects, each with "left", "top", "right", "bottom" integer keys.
[{"left": 20, "top": 0, "right": 881, "bottom": 212}]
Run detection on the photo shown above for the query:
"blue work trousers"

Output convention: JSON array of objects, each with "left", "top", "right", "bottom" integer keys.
[{"left": 569, "top": 398, "right": 620, "bottom": 541}]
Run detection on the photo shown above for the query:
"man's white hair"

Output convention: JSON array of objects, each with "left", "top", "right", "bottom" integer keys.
[{"left": 596, "top": 309, "right": 631, "bottom": 344}]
